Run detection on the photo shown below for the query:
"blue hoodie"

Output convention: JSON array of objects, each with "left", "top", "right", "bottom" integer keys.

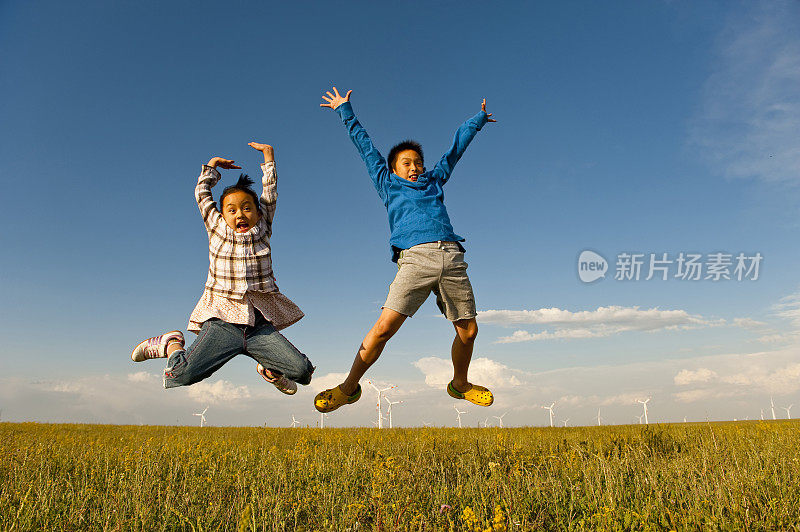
[{"left": 335, "top": 101, "right": 489, "bottom": 261}]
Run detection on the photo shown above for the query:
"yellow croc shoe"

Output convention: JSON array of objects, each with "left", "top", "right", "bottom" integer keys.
[
  {"left": 314, "top": 384, "right": 361, "bottom": 413},
  {"left": 447, "top": 381, "right": 494, "bottom": 407}
]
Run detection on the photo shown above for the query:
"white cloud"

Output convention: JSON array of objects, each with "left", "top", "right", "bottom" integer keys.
[
  {"left": 599, "top": 393, "right": 648, "bottom": 407},
  {"left": 308, "top": 372, "right": 349, "bottom": 393},
  {"left": 479, "top": 306, "right": 709, "bottom": 327},
  {"left": 670, "top": 355, "right": 800, "bottom": 403},
  {"left": 47, "top": 381, "right": 87, "bottom": 394},
  {"left": 691, "top": 1, "right": 800, "bottom": 184},
  {"left": 411, "top": 343, "right": 800, "bottom": 422},
  {"left": 412, "top": 357, "right": 452, "bottom": 387},
  {"left": 0, "top": 373, "right": 328, "bottom": 426},
  {"left": 5, "top": 288, "right": 800, "bottom": 426},
  {"left": 497, "top": 328, "right": 607, "bottom": 343},
  {"left": 543, "top": 393, "right": 651, "bottom": 409},
  {"left": 673, "top": 293, "right": 800, "bottom": 402},
  {"left": 674, "top": 368, "right": 718, "bottom": 385},
  {"left": 758, "top": 331, "right": 800, "bottom": 344},
  {"left": 673, "top": 389, "right": 738, "bottom": 404},
  {"left": 773, "top": 292, "right": 800, "bottom": 327},
  {"left": 413, "top": 356, "right": 524, "bottom": 389},
  {"left": 3, "top": 343, "right": 800, "bottom": 426},
  {"left": 733, "top": 318, "right": 768, "bottom": 330},
  {"left": 480, "top": 306, "right": 723, "bottom": 343},
  {"left": 756, "top": 290, "right": 800, "bottom": 343},
  {"left": 557, "top": 395, "right": 585, "bottom": 407},
  {"left": 127, "top": 371, "right": 159, "bottom": 383},
  {"left": 185, "top": 380, "right": 251, "bottom": 404},
  {"left": 719, "top": 363, "right": 800, "bottom": 393}
]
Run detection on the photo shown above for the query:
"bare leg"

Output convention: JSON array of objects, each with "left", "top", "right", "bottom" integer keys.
[
  {"left": 451, "top": 318, "right": 478, "bottom": 392},
  {"left": 340, "top": 308, "right": 407, "bottom": 395}
]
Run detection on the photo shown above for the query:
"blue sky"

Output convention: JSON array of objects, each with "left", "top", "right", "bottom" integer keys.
[{"left": 1, "top": 0, "right": 799, "bottom": 427}]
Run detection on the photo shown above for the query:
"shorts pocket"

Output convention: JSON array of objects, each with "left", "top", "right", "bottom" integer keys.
[
  {"left": 397, "top": 249, "right": 415, "bottom": 268},
  {"left": 450, "top": 252, "right": 468, "bottom": 272}
]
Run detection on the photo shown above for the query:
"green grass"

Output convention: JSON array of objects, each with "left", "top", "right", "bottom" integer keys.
[{"left": 2, "top": 421, "right": 800, "bottom": 530}]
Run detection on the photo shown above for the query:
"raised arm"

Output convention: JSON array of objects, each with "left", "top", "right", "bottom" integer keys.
[
  {"left": 429, "top": 98, "right": 496, "bottom": 185},
  {"left": 196, "top": 157, "right": 242, "bottom": 230},
  {"left": 248, "top": 142, "right": 278, "bottom": 233},
  {"left": 321, "top": 86, "right": 390, "bottom": 201}
]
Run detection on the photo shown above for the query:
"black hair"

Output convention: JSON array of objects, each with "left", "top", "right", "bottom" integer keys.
[
  {"left": 219, "top": 174, "right": 260, "bottom": 211},
  {"left": 387, "top": 140, "right": 424, "bottom": 172}
]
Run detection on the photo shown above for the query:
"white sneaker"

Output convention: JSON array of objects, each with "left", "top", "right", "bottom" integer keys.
[
  {"left": 257, "top": 364, "right": 297, "bottom": 395},
  {"left": 131, "top": 331, "right": 184, "bottom": 362}
]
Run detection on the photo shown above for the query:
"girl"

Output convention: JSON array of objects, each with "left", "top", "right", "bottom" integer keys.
[{"left": 131, "top": 142, "right": 313, "bottom": 394}]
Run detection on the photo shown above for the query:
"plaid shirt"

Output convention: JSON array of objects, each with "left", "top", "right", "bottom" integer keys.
[
  {"left": 197, "top": 163, "right": 278, "bottom": 297},
  {"left": 187, "top": 163, "right": 303, "bottom": 332}
]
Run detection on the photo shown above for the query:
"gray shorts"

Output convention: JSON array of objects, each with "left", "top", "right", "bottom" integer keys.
[{"left": 383, "top": 241, "right": 477, "bottom": 321}]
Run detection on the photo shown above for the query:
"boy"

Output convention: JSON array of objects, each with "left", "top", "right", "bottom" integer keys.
[{"left": 315, "top": 87, "right": 495, "bottom": 413}]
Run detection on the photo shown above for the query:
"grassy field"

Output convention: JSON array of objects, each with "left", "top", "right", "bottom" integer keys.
[{"left": 2, "top": 421, "right": 800, "bottom": 531}]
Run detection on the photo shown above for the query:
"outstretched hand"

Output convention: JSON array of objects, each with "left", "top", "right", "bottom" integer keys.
[
  {"left": 249, "top": 142, "right": 275, "bottom": 163},
  {"left": 482, "top": 99, "right": 497, "bottom": 122},
  {"left": 207, "top": 157, "right": 241, "bottom": 169},
  {"left": 320, "top": 86, "right": 352, "bottom": 109}
]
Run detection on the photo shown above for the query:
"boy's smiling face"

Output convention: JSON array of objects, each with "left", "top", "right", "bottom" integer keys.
[
  {"left": 222, "top": 190, "right": 261, "bottom": 232},
  {"left": 392, "top": 149, "right": 424, "bottom": 181}
]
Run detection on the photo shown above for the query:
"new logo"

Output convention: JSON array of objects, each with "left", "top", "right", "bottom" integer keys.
[{"left": 578, "top": 250, "right": 608, "bottom": 283}]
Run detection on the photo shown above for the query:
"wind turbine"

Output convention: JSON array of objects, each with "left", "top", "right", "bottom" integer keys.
[
  {"left": 784, "top": 404, "right": 794, "bottom": 419},
  {"left": 562, "top": 418, "right": 569, "bottom": 427},
  {"left": 454, "top": 405, "right": 467, "bottom": 428},
  {"left": 423, "top": 421, "right": 432, "bottom": 428},
  {"left": 366, "top": 380, "right": 395, "bottom": 429},
  {"left": 542, "top": 402, "right": 555, "bottom": 428},
  {"left": 636, "top": 414, "right": 644, "bottom": 424},
  {"left": 770, "top": 397, "right": 777, "bottom": 420},
  {"left": 597, "top": 408, "right": 602, "bottom": 426},
  {"left": 493, "top": 412, "right": 508, "bottom": 428},
  {"left": 637, "top": 398, "right": 650, "bottom": 425},
  {"left": 384, "top": 397, "right": 403, "bottom": 429},
  {"left": 369, "top": 411, "right": 386, "bottom": 428},
  {"left": 481, "top": 417, "right": 490, "bottom": 428},
  {"left": 319, "top": 412, "right": 329, "bottom": 428},
  {"left": 290, "top": 415, "right": 300, "bottom": 428},
  {"left": 760, "top": 409, "right": 765, "bottom": 421},
  {"left": 193, "top": 407, "right": 208, "bottom": 427}
]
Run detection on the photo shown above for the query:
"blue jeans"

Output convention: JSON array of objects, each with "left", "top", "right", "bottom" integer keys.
[{"left": 163, "top": 317, "right": 314, "bottom": 389}]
